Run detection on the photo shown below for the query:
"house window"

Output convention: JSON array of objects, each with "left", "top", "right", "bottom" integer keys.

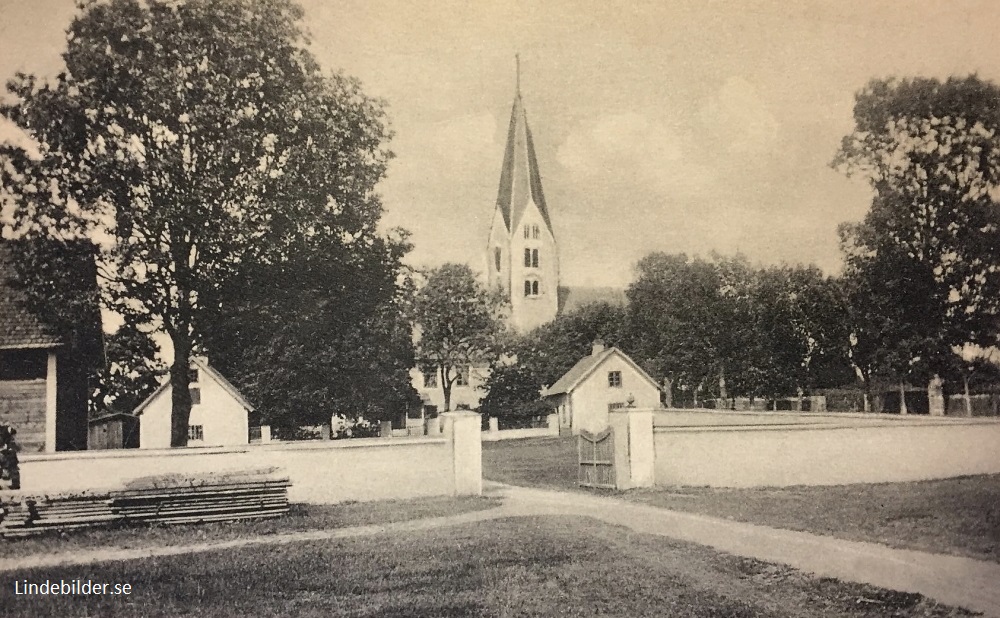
[
  {"left": 532, "top": 224, "right": 540, "bottom": 239},
  {"left": 188, "top": 368, "right": 199, "bottom": 383},
  {"left": 524, "top": 248, "right": 531, "bottom": 267},
  {"left": 523, "top": 224, "right": 530, "bottom": 239},
  {"left": 0, "top": 349, "right": 47, "bottom": 381},
  {"left": 454, "top": 366, "right": 470, "bottom": 387},
  {"left": 494, "top": 248, "right": 501, "bottom": 272},
  {"left": 188, "top": 425, "right": 204, "bottom": 441},
  {"left": 190, "top": 386, "right": 201, "bottom": 405},
  {"left": 608, "top": 402, "right": 626, "bottom": 411},
  {"left": 531, "top": 249, "right": 539, "bottom": 268},
  {"left": 608, "top": 371, "right": 622, "bottom": 388},
  {"left": 423, "top": 369, "right": 438, "bottom": 388}
]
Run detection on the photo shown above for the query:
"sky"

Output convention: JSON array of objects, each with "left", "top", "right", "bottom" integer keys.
[{"left": 1, "top": 0, "right": 999, "bottom": 289}]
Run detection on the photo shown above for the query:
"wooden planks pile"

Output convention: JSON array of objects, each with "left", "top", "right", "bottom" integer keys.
[{"left": 0, "top": 471, "right": 290, "bottom": 537}]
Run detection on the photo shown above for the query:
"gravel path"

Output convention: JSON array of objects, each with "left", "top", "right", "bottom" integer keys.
[{"left": 4, "top": 482, "right": 998, "bottom": 617}]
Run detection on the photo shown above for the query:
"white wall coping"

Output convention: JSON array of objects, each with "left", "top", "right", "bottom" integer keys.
[
  {"left": 653, "top": 417, "right": 1000, "bottom": 434},
  {"left": 22, "top": 436, "right": 448, "bottom": 463}
]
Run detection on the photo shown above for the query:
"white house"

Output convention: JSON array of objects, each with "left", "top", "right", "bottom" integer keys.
[
  {"left": 410, "top": 364, "right": 489, "bottom": 427},
  {"left": 134, "top": 356, "right": 252, "bottom": 449},
  {"left": 544, "top": 342, "right": 661, "bottom": 434}
]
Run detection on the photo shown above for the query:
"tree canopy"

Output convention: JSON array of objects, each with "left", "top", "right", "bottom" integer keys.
[
  {"left": 833, "top": 76, "right": 1000, "bottom": 370},
  {"left": 411, "top": 263, "right": 506, "bottom": 412},
  {"left": 0, "top": 0, "right": 394, "bottom": 444}
]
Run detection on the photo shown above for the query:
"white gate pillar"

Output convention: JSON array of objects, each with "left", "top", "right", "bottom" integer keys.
[
  {"left": 441, "top": 410, "right": 482, "bottom": 496},
  {"left": 608, "top": 408, "right": 655, "bottom": 489}
]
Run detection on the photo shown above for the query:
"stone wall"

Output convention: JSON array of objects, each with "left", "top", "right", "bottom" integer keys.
[{"left": 19, "top": 411, "right": 482, "bottom": 504}]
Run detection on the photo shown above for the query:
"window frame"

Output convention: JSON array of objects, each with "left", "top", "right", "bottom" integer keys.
[
  {"left": 188, "top": 425, "right": 204, "bottom": 441},
  {"left": 423, "top": 369, "right": 438, "bottom": 388},
  {"left": 608, "top": 371, "right": 622, "bottom": 388},
  {"left": 189, "top": 386, "right": 202, "bottom": 405}
]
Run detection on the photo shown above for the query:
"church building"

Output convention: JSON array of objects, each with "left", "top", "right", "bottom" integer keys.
[{"left": 486, "top": 61, "right": 560, "bottom": 333}]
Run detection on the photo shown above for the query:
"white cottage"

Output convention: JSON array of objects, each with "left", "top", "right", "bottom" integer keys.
[
  {"left": 134, "top": 356, "right": 252, "bottom": 449},
  {"left": 544, "top": 342, "right": 661, "bottom": 434}
]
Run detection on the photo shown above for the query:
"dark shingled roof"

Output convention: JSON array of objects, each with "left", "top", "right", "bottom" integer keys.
[
  {"left": 557, "top": 286, "right": 627, "bottom": 315},
  {"left": 0, "top": 243, "right": 61, "bottom": 350},
  {"left": 494, "top": 90, "right": 553, "bottom": 236}
]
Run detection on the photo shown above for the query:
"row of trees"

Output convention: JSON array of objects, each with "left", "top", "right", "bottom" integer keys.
[{"left": 482, "top": 76, "right": 1000, "bottom": 417}]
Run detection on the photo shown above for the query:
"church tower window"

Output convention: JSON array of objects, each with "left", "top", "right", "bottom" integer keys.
[
  {"left": 495, "top": 248, "right": 502, "bottom": 272},
  {"left": 532, "top": 280, "right": 539, "bottom": 295},
  {"left": 532, "top": 224, "right": 540, "bottom": 239},
  {"left": 531, "top": 249, "right": 539, "bottom": 268},
  {"left": 524, "top": 280, "right": 531, "bottom": 296},
  {"left": 524, "top": 248, "right": 531, "bottom": 267},
  {"left": 524, "top": 224, "right": 530, "bottom": 239}
]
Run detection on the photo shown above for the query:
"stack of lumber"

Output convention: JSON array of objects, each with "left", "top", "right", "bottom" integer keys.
[{"left": 0, "top": 469, "right": 290, "bottom": 538}]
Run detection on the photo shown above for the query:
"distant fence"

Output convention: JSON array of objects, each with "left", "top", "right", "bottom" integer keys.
[{"left": 481, "top": 414, "right": 559, "bottom": 442}]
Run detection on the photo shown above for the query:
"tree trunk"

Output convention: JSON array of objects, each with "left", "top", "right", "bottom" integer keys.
[
  {"left": 964, "top": 375, "right": 972, "bottom": 417},
  {"left": 169, "top": 333, "right": 193, "bottom": 447},
  {"left": 718, "top": 368, "right": 727, "bottom": 401},
  {"left": 899, "top": 381, "right": 907, "bottom": 415},
  {"left": 662, "top": 377, "right": 673, "bottom": 409},
  {"left": 441, "top": 365, "right": 452, "bottom": 412}
]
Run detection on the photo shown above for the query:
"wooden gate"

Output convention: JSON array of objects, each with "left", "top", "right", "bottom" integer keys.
[{"left": 578, "top": 427, "right": 615, "bottom": 488}]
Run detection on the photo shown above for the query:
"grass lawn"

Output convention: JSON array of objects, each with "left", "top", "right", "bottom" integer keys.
[
  {"left": 483, "top": 436, "right": 1000, "bottom": 563},
  {"left": 1, "top": 495, "right": 499, "bottom": 561},
  {"left": 0, "top": 516, "right": 975, "bottom": 617}
]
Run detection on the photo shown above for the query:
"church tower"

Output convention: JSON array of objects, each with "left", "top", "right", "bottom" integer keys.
[{"left": 486, "top": 57, "right": 559, "bottom": 333}]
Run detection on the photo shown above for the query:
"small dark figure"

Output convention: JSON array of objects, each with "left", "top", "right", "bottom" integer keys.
[{"left": 0, "top": 427, "right": 21, "bottom": 490}]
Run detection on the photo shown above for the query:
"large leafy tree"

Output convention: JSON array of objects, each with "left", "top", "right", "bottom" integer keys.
[
  {"left": 750, "top": 265, "right": 853, "bottom": 401},
  {"left": 833, "top": 76, "right": 1000, "bottom": 371},
  {"left": 411, "top": 263, "right": 506, "bottom": 412},
  {"left": 201, "top": 231, "right": 418, "bottom": 431},
  {"left": 0, "top": 0, "right": 392, "bottom": 445},
  {"left": 627, "top": 252, "right": 755, "bottom": 406}
]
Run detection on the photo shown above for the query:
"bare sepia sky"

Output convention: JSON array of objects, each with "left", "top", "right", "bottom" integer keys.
[{"left": 1, "top": 0, "right": 999, "bottom": 288}]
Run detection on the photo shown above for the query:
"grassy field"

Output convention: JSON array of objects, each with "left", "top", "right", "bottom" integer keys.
[
  {"left": 0, "top": 516, "right": 975, "bottom": 617},
  {"left": 483, "top": 436, "right": 1000, "bottom": 562},
  {"left": 1, "top": 495, "right": 499, "bottom": 561}
]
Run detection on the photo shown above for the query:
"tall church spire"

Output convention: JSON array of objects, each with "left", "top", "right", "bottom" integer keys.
[
  {"left": 486, "top": 57, "right": 560, "bottom": 333},
  {"left": 515, "top": 53, "right": 521, "bottom": 96},
  {"left": 493, "top": 57, "right": 554, "bottom": 236}
]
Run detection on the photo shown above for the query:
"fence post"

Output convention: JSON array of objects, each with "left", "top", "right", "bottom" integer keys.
[
  {"left": 608, "top": 408, "right": 655, "bottom": 489},
  {"left": 260, "top": 425, "right": 272, "bottom": 443},
  {"left": 546, "top": 413, "right": 559, "bottom": 435},
  {"left": 488, "top": 417, "right": 499, "bottom": 433},
  {"left": 441, "top": 411, "right": 483, "bottom": 496},
  {"left": 928, "top": 375, "right": 945, "bottom": 416}
]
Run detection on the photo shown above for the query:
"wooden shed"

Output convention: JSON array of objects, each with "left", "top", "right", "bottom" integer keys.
[{"left": 88, "top": 413, "right": 140, "bottom": 450}]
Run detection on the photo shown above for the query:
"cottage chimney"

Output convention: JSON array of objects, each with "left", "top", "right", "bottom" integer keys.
[{"left": 591, "top": 339, "right": 605, "bottom": 356}]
